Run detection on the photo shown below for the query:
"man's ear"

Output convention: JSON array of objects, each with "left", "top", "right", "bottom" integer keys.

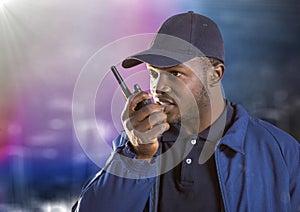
[{"left": 209, "top": 64, "right": 225, "bottom": 87}]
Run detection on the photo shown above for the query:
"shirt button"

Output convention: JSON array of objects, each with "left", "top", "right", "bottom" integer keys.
[
  {"left": 186, "top": 158, "right": 192, "bottom": 164},
  {"left": 191, "top": 139, "right": 196, "bottom": 145}
]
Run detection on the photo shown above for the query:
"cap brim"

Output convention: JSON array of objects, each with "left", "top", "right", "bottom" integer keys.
[
  {"left": 122, "top": 48, "right": 201, "bottom": 68},
  {"left": 122, "top": 54, "right": 181, "bottom": 68}
]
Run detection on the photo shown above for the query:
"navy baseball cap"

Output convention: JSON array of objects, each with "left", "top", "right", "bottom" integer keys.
[{"left": 122, "top": 11, "right": 225, "bottom": 68}]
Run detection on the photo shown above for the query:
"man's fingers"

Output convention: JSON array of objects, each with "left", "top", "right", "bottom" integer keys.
[
  {"left": 134, "top": 104, "right": 163, "bottom": 121},
  {"left": 121, "top": 91, "right": 155, "bottom": 121},
  {"left": 133, "top": 122, "right": 170, "bottom": 145},
  {"left": 134, "top": 112, "right": 168, "bottom": 131},
  {"left": 128, "top": 91, "right": 152, "bottom": 112},
  {"left": 122, "top": 103, "right": 164, "bottom": 128}
]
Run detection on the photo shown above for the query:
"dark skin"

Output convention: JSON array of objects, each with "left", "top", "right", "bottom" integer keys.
[{"left": 121, "top": 57, "right": 225, "bottom": 160}]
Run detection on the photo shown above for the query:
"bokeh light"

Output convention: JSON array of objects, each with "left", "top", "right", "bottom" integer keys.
[{"left": 0, "top": 0, "right": 299, "bottom": 210}]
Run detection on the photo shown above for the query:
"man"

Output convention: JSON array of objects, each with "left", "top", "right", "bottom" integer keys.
[{"left": 73, "top": 11, "right": 300, "bottom": 211}]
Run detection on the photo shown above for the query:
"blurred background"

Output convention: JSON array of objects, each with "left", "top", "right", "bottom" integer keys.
[{"left": 0, "top": 0, "right": 300, "bottom": 211}]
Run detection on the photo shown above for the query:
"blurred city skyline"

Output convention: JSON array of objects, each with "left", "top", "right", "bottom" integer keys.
[{"left": 0, "top": 0, "right": 299, "bottom": 211}]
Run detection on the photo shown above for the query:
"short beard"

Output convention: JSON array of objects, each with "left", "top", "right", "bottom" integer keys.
[{"left": 169, "top": 85, "right": 210, "bottom": 126}]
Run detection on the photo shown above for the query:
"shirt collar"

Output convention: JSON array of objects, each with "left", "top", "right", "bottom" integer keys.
[
  {"left": 198, "top": 101, "right": 234, "bottom": 142},
  {"left": 219, "top": 103, "right": 249, "bottom": 154},
  {"left": 160, "top": 102, "right": 249, "bottom": 155},
  {"left": 160, "top": 124, "right": 191, "bottom": 142}
]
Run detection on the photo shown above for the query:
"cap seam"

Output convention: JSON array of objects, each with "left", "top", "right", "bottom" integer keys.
[{"left": 188, "top": 12, "right": 193, "bottom": 55}]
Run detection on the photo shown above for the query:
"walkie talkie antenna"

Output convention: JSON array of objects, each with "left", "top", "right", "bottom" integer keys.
[{"left": 111, "top": 65, "right": 132, "bottom": 98}]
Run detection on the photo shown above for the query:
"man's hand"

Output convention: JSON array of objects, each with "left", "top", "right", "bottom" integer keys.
[{"left": 121, "top": 91, "right": 170, "bottom": 160}]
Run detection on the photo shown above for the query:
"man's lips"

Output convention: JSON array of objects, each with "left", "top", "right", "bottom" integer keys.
[
  {"left": 154, "top": 96, "right": 177, "bottom": 114},
  {"left": 155, "top": 97, "right": 176, "bottom": 106}
]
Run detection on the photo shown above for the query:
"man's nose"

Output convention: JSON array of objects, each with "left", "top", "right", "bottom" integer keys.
[{"left": 152, "top": 73, "right": 171, "bottom": 94}]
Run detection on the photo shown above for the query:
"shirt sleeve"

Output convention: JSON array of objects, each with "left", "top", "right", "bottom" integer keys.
[
  {"left": 267, "top": 122, "right": 300, "bottom": 211},
  {"left": 289, "top": 145, "right": 300, "bottom": 211},
  {"left": 74, "top": 133, "right": 157, "bottom": 212}
]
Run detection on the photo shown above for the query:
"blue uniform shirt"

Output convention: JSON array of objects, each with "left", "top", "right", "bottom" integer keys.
[
  {"left": 74, "top": 103, "right": 300, "bottom": 212},
  {"left": 158, "top": 102, "right": 234, "bottom": 211}
]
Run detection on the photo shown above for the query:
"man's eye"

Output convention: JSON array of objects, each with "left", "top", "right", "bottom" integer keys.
[
  {"left": 150, "top": 70, "right": 158, "bottom": 78},
  {"left": 170, "top": 71, "right": 182, "bottom": 77}
]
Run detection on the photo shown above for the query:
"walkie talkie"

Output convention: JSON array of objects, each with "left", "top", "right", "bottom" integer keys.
[{"left": 111, "top": 65, "right": 151, "bottom": 110}]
